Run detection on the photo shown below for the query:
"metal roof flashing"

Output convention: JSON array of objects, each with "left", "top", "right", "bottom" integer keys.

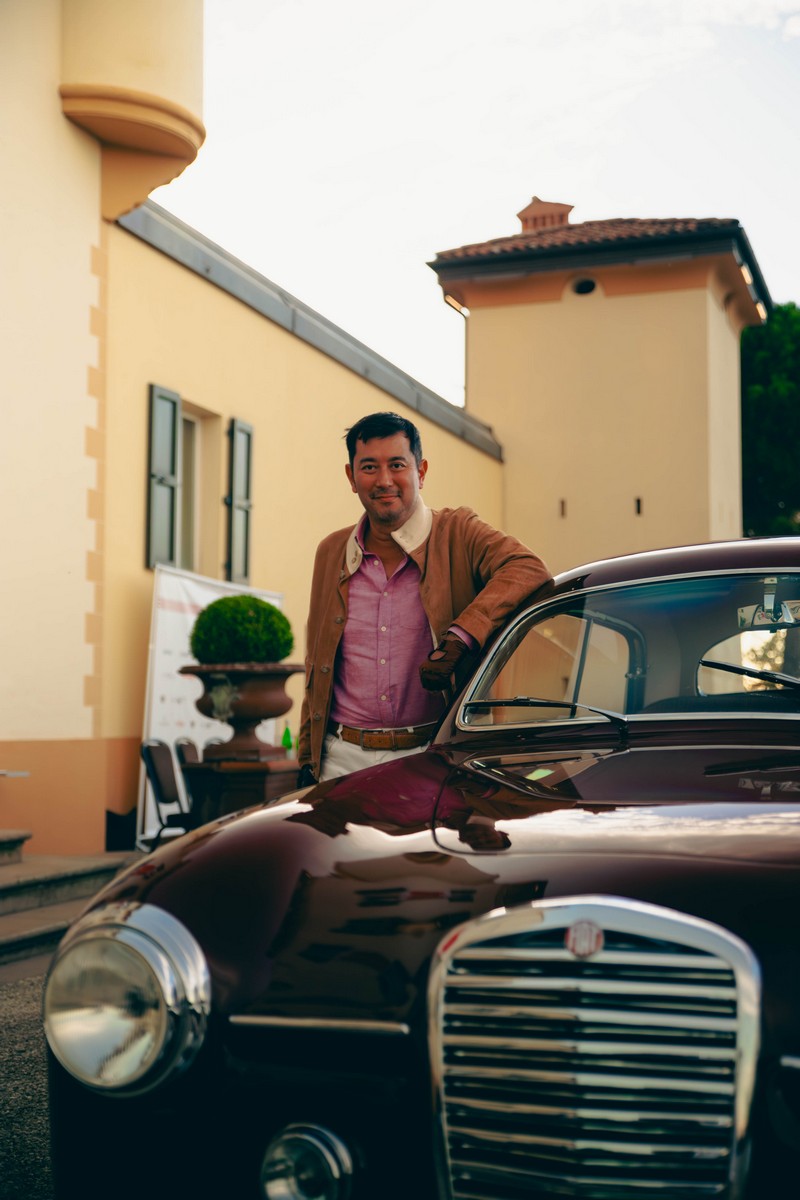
[{"left": 116, "top": 202, "right": 502, "bottom": 461}]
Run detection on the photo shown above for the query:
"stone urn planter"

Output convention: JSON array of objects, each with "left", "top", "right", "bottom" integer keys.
[
  {"left": 181, "top": 594, "right": 302, "bottom": 762},
  {"left": 179, "top": 661, "right": 303, "bottom": 761}
]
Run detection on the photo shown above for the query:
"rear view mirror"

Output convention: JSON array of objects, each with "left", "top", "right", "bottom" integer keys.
[{"left": 738, "top": 600, "right": 800, "bottom": 630}]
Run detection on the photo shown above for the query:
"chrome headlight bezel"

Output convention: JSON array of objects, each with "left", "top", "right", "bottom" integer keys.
[{"left": 43, "top": 900, "right": 211, "bottom": 1095}]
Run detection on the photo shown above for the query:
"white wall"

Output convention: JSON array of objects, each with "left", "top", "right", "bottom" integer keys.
[{"left": 0, "top": 0, "right": 100, "bottom": 737}]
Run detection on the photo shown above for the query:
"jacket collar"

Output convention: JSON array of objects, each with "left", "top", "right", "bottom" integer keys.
[{"left": 343, "top": 498, "right": 432, "bottom": 575}]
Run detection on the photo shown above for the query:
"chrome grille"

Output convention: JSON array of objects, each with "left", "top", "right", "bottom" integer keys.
[{"left": 429, "top": 897, "right": 760, "bottom": 1200}]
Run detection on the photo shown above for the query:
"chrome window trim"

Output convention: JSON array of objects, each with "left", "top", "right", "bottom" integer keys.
[
  {"left": 457, "top": 569, "right": 800, "bottom": 735},
  {"left": 464, "top": 740, "right": 800, "bottom": 773},
  {"left": 429, "top": 895, "right": 761, "bottom": 1200},
  {"left": 458, "top": 710, "right": 800, "bottom": 737},
  {"left": 557, "top": 565, "right": 800, "bottom": 596}
]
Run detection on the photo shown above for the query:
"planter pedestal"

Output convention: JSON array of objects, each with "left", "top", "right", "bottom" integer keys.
[{"left": 180, "top": 757, "right": 300, "bottom": 827}]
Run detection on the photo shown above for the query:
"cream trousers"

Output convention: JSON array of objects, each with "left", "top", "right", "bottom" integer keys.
[{"left": 318, "top": 732, "right": 430, "bottom": 781}]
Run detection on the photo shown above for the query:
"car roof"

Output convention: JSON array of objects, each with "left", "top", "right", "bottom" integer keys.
[{"left": 552, "top": 537, "right": 800, "bottom": 594}]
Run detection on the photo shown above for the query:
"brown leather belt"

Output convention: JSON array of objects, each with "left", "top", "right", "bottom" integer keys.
[{"left": 327, "top": 720, "right": 437, "bottom": 751}]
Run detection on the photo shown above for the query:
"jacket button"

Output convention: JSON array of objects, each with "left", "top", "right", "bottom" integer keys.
[
  {"left": 321, "top": 665, "right": 330, "bottom": 673},
  {"left": 335, "top": 616, "right": 344, "bottom": 624},
  {"left": 312, "top": 712, "right": 322, "bottom": 721}
]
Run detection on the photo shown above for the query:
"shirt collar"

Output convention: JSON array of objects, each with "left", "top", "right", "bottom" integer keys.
[
  {"left": 391, "top": 496, "right": 432, "bottom": 554},
  {"left": 344, "top": 499, "right": 431, "bottom": 575}
]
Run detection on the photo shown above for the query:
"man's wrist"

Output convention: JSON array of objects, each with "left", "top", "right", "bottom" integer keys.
[{"left": 447, "top": 623, "right": 477, "bottom": 651}]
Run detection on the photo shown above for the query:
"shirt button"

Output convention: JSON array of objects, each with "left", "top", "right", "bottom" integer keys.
[
  {"left": 380, "top": 694, "right": 387, "bottom": 701},
  {"left": 383, "top": 592, "right": 388, "bottom": 597},
  {"left": 380, "top": 658, "right": 386, "bottom": 665},
  {"left": 380, "top": 626, "right": 387, "bottom": 632}
]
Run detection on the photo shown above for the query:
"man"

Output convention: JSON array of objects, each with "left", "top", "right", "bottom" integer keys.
[{"left": 297, "top": 411, "right": 551, "bottom": 783}]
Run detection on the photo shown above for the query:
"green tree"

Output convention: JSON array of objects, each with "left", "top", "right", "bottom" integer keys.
[{"left": 741, "top": 301, "right": 800, "bottom": 537}]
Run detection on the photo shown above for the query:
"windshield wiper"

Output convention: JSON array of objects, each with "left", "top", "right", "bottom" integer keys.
[
  {"left": 463, "top": 695, "right": 628, "bottom": 739},
  {"left": 699, "top": 659, "right": 800, "bottom": 692}
]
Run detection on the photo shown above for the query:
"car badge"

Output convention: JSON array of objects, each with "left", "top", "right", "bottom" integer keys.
[{"left": 565, "top": 920, "right": 604, "bottom": 959}]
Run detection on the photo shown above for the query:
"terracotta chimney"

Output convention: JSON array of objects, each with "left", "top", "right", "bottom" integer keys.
[{"left": 516, "top": 196, "right": 574, "bottom": 232}]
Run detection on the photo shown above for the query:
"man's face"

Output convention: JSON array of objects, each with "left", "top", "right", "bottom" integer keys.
[{"left": 345, "top": 433, "right": 428, "bottom": 531}]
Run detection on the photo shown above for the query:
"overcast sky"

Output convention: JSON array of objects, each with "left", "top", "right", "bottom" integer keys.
[{"left": 155, "top": 0, "right": 800, "bottom": 407}]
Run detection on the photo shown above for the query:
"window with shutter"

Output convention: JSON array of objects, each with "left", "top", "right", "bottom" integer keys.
[
  {"left": 147, "top": 385, "right": 181, "bottom": 568},
  {"left": 226, "top": 419, "right": 253, "bottom": 583}
]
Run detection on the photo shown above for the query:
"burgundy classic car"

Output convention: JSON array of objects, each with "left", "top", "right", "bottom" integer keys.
[{"left": 44, "top": 538, "right": 800, "bottom": 1199}]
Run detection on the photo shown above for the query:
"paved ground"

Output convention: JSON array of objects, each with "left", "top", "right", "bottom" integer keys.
[{"left": 0, "top": 954, "right": 54, "bottom": 1200}]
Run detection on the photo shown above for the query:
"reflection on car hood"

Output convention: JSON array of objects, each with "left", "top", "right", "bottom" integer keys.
[
  {"left": 433, "top": 744, "right": 800, "bottom": 862},
  {"left": 92, "top": 745, "right": 800, "bottom": 1023}
]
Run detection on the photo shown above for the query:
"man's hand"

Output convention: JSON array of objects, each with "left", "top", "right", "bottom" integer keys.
[
  {"left": 296, "top": 764, "right": 318, "bottom": 788},
  {"left": 419, "top": 632, "right": 476, "bottom": 691}
]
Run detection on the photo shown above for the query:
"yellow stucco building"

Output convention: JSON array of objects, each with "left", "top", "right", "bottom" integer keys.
[
  {"left": 0, "top": 0, "right": 502, "bottom": 854},
  {"left": 430, "top": 196, "right": 770, "bottom": 572},
  {"left": 0, "top": 3, "right": 771, "bottom": 856}
]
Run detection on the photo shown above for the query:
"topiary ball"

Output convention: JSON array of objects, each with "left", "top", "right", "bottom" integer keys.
[{"left": 190, "top": 595, "right": 294, "bottom": 664}]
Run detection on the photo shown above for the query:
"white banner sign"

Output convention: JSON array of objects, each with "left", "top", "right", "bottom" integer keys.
[{"left": 138, "top": 566, "right": 284, "bottom": 847}]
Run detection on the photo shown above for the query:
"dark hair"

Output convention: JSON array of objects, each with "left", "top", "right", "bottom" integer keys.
[{"left": 345, "top": 412, "right": 423, "bottom": 467}]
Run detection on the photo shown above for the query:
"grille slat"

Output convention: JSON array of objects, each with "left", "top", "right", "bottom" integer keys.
[
  {"left": 444, "top": 1035, "right": 737, "bottom": 1061},
  {"left": 464, "top": 948, "right": 733, "bottom": 971},
  {"left": 444, "top": 1002, "right": 737, "bottom": 1033},
  {"left": 449, "top": 1093, "right": 733, "bottom": 1129},
  {"left": 447, "top": 974, "right": 738, "bottom": 1001},
  {"left": 444, "top": 1064, "right": 735, "bottom": 1095},
  {"left": 449, "top": 1123, "right": 732, "bottom": 1158},
  {"left": 449, "top": 1154, "right": 731, "bottom": 1196},
  {"left": 430, "top": 898, "right": 760, "bottom": 1199}
]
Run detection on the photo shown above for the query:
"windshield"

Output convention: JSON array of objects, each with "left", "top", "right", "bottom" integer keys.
[{"left": 462, "top": 572, "right": 800, "bottom": 727}]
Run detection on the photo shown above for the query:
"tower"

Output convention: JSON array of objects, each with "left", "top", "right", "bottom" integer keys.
[{"left": 430, "top": 197, "right": 771, "bottom": 571}]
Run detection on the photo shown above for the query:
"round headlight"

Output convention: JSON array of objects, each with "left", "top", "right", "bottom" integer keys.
[
  {"left": 44, "top": 901, "right": 210, "bottom": 1093},
  {"left": 261, "top": 1124, "right": 354, "bottom": 1200}
]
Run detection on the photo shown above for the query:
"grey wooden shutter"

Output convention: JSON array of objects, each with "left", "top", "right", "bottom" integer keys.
[
  {"left": 226, "top": 418, "right": 253, "bottom": 583},
  {"left": 147, "top": 384, "right": 181, "bottom": 568}
]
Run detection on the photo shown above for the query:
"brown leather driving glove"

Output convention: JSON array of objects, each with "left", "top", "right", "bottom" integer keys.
[{"left": 419, "top": 632, "right": 475, "bottom": 691}]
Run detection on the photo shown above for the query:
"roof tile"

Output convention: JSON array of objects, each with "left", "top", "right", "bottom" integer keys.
[{"left": 432, "top": 216, "right": 739, "bottom": 263}]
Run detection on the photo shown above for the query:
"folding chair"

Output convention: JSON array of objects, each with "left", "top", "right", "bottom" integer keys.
[
  {"left": 175, "top": 737, "right": 200, "bottom": 811},
  {"left": 175, "top": 737, "right": 200, "bottom": 766},
  {"left": 140, "top": 739, "right": 193, "bottom": 849}
]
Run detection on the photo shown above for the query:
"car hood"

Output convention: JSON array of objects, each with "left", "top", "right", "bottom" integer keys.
[
  {"left": 94, "top": 744, "right": 800, "bottom": 1028},
  {"left": 431, "top": 742, "right": 800, "bottom": 862}
]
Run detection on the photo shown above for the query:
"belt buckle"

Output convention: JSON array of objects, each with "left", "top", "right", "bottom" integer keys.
[{"left": 361, "top": 728, "right": 396, "bottom": 750}]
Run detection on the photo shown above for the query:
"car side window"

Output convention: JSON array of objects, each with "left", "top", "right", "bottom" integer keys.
[{"left": 471, "top": 611, "right": 631, "bottom": 724}]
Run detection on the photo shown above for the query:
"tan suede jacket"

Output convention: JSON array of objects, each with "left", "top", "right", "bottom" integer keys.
[{"left": 298, "top": 502, "right": 551, "bottom": 777}]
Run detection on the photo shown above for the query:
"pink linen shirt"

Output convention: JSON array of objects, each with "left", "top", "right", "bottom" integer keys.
[{"left": 329, "top": 517, "right": 446, "bottom": 729}]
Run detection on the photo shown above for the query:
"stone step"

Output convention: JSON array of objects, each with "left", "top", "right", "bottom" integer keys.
[
  {"left": 0, "top": 897, "right": 91, "bottom": 966},
  {"left": 0, "top": 852, "right": 142, "bottom": 966},
  {"left": 0, "top": 852, "right": 138, "bottom": 917},
  {"left": 0, "top": 830, "right": 33, "bottom": 866}
]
